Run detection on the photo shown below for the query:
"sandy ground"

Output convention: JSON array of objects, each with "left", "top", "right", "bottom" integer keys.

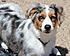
[{"left": 0, "top": 0, "right": 70, "bottom": 56}]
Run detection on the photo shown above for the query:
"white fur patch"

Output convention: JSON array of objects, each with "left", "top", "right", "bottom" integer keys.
[
  {"left": 1, "top": 42, "right": 8, "bottom": 49},
  {"left": 41, "top": 5, "right": 53, "bottom": 32},
  {"left": 53, "top": 48, "right": 61, "bottom": 55},
  {"left": 0, "top": 3, "right": 22, "bottom": 14}
]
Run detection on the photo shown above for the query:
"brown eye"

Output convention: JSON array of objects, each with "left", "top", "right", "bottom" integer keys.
[
  {"left": 50, "top": 16, "right": 55, "bottom": 20},
  {"left": 38, "top": 16, "right": 45, "bottom": 21}
]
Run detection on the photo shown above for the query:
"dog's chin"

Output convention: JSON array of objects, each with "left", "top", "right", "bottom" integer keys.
[
  {"left": 41, "top": 30, "right": 51, "bottom": 34},
  {"left": 44, "top": 30, "right": 54, "bottom": 34},
  {"left": 40, "top": 29, "right": 52, "bottom": 34},
  {"left": 44, "top": 30, "right": 50, "bottom": 33}
]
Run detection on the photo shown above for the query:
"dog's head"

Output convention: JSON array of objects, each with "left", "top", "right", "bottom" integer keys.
[{"left": 25, "top": 3, "right": 64, "bottom": 33}]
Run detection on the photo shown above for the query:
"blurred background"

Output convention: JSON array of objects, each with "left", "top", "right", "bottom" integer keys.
[{"left": 0, "top": 0, "right": 70, "bottom": 56}]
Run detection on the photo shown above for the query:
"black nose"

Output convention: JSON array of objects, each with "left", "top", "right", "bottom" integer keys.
[{"left": 45, "top": 25, "right": 51, "bottom": 31}]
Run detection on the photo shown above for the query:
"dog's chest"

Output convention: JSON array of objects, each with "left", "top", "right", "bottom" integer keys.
[
  {"left": 39, "top": 29, "right": 57, "bottom": 56},
  {"left": 40, "top": 30, "right": 56, "bottom": 43}
]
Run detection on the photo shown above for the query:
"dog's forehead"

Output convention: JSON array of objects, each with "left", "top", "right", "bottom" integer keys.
[
  {"left": 45, "top": 5, "right": 49, "bottom": 10},
  {"left": 44, "top": 5, "right": 55, "bottom": 14}
]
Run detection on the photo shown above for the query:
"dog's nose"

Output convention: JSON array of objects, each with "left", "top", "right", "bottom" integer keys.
[{"left": 45, "top": 25, "right": 51, "bottom": 30}]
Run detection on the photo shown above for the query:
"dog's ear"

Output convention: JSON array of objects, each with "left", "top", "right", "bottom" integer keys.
[
  {"left": 50, "top": 4, "right": 64, "bottom": 26},
  {"left": 25, "top": 7, "right": 38, "bottom": 19},
  {"left": 25, "top": 3, "right": 44, "bottom": 19}
]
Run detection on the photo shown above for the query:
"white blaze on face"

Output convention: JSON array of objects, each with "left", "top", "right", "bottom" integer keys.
[{"left": 41, "top": 5, "right": 53, "bottom": 32}]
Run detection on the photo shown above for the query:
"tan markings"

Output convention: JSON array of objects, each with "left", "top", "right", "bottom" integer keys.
[
  {"left": 57, "top": 7, "right": 64, "bottom": 26},
  {"left": 31, "top": 54, "right": 37, "bottom": 56},
  {"left": 57, "top": 11, "right": 60, "bottom": 25},
  {"left": 49, "top": 11, "right": 56, "bottom": 17},
  {"left": 38, "top": 11, "right": 46, "bottom": 18},
  {"left": 34, "top": 11, "right": 46, "bottom": 31},
  {"left": 49, "top": 10, "right": 57, "bottom": 29},
  {"left": 28, "top": 8, "right": 38, "bottom": 19},
  {"left": 61, "top": 7, "right": 63, "bottom": 14}
]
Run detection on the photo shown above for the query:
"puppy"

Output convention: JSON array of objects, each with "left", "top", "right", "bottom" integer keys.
[
  {"left": 0, "top": 2, "right": 64, "bottom": 56},
  {"left": 25, "top": 3, "right": 64, "bottom": 56}
]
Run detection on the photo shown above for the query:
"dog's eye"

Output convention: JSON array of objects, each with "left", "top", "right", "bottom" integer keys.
[
  {"left": 38, "top": 16, "right": 45, "bottom": 21},
  {"left": 50, "top": 16, "right": 55, "bottom": 20}
]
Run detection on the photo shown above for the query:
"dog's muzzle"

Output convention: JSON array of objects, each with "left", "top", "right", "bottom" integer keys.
[{"left": 44, "top": 24, "right": 51, "bottom": 33}]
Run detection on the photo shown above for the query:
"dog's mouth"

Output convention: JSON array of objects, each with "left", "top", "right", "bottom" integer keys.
[
  {"left": 40, "top": 29, "right": 51, "bottom": 34},
  {"left": 44, "top": 30, "right": 51, "bottom": 33},
  {"left": 45, "top": 31, "right": 50, "bottom": 33}
]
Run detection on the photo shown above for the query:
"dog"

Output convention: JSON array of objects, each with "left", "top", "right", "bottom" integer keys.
[
  {"left": 0, "top": 3, "right": 45, "bottom": 56},
  {"left": 0, "top": 2, "right": 25, "bottom": 54},
  {"left": 25, "top": 3, "right": 64, "bottom": 56},
  {"left": 0, "top": 2, "right": 64, "bottom": 56}
]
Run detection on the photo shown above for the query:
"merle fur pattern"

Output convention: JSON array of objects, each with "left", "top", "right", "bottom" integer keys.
[{"left": 0, "top": 3, "right": 25, "bottom": 53}]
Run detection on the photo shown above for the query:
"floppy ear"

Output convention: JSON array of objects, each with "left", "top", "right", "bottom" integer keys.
[
  {"left": 25, "top": 7, "right": 38, "bottom": 19},
  {"left": 50, "top": 4, "right": 64, "bottom": 26},
  {"left": 25, "top": 3, "right": 41, "bottom": 19},
  {"left": 56, "top": 6, "right": 64, "bottom": 26},
  {"left": 25, "top": 3, "right": 44, "bottom": 19}
]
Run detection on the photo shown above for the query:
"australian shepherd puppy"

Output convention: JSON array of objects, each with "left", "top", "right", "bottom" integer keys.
[
  {"left": 0, "top": 2, "right": 64, "bottom": 56},
  {"left": 24, "top": 3, "right": 64, "bottom": 56}
]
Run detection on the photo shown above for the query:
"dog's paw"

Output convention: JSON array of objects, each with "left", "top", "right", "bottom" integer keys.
[{"left": 52, "top": 48, "right": 61, "bottom": 56}]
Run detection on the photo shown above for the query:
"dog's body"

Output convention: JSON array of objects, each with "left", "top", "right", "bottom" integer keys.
[
  {"left": 0, "top": 3, "right": 25, "bottom": 53},
  {"left": 0, "top": 3, "right": 64, "bottom": 56},
  {"left": 25, "top": 3, "right": 64, "bottom": 56},
  {"left": 16, "top": 19, "right": 45, "bottom": 56},
  {"left": 0, "top": 3, "right": 45, "bottom": 56},
  {"left": 16, "top": 16, "right": 56, "bottom": 56}
]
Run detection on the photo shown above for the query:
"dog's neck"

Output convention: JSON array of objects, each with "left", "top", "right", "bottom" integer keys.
[{"left": 39, "top": 27, "right": 57, "bottom": 44}]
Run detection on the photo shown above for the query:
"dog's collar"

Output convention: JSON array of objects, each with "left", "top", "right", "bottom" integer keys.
[{"left": 38, "top": 38, "right": 50, "bottom": 46}]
